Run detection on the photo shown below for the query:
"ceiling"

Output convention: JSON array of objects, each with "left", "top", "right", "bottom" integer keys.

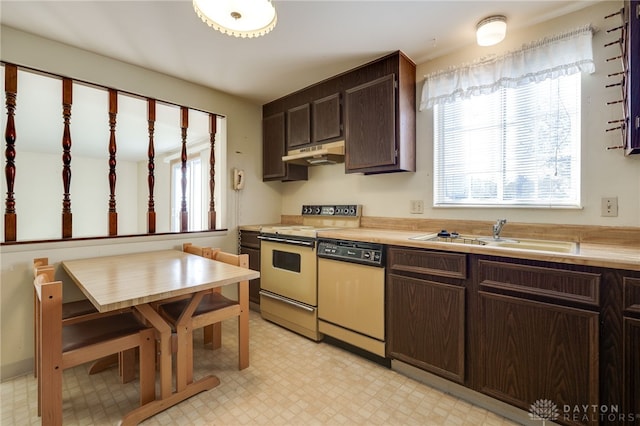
[{"left": 0, "top": 0, "right": 601, "bottom": 105}]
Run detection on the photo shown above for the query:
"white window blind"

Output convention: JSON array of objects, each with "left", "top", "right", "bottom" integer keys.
[{"left": 433, "top": 73, "right": 581, "bottom": 207}]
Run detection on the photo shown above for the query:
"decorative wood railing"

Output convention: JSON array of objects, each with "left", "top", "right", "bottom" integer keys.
[
  {"left": 208, "top": 113, "right": 217, "bottom": 230},
  {"left": 180, "top": 106, "right": 189, "bottom": 233},
  {"left": 3, "top": 64, "right": 17, "bottom": 242},
  {"left": 1, "top": 62, "right": 220, "bottom": 243},
  {"left": 61, "top": 78, "right": 73, "bottom": 239},
  {"left": 147, "top": 99, "right": 156, "bottom": 234},
  {"left": 107, "top": 89, "right": 118, "bottom": 237}
]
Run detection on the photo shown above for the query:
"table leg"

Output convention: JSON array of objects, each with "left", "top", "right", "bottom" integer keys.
[
  {"left": 174, "top": 290, "right": 205, "bottom": 391},
  {"left": 238, "top": 279, "right": 250, "bottom": 370},
  {"left": 134, "top": 304, "right": 173, "bottom": 399},
  {"left": 121, "top": 292, "right": 220, "bottom": 425}
]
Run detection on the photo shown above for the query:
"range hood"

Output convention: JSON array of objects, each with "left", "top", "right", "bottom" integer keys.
[{"left": 282, "top": 141, "right": 345, "bottom": 166}]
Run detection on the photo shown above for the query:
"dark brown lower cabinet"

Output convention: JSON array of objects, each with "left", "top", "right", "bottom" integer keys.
[
  {"left": 476, "top": 259, "right": 601, "bottom": 426},
  {"left": 479, "top": 291, "right": 599, "bottom": 426},
  {"left": 385, "top": 248, "right": 640, "bottom": 425},
  {"left": 387, "top": 274, "right": 465, "bottom": 383},
  {"left": 239, "top": 230, "right": 261, "bottom": 305},
  {"left": 624, "top": 317, "right": 640, "bottom": 425},
  {"left": 386, "top": 247, "right": 467, "bottom": 383},
  {"left": 623, "top": 276, "right": 640, "bottom": 424}
]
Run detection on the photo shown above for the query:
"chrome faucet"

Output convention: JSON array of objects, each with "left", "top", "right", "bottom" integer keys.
[{"left": 492, "top": 219, "right": 507, "bottom": 240}]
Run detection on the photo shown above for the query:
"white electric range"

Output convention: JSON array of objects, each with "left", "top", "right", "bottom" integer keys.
[{"left": 258, "top": 204, "right": 361, "bottom": 341}]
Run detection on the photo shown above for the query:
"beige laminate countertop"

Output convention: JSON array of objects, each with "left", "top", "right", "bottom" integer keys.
[{"left": 315, "top": 228, "right": 640, "bottom": 272}]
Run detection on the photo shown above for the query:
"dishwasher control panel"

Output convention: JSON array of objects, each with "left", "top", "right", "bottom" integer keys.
[{"left": 317, "top": 239, "right": 384, "bottom": 267}]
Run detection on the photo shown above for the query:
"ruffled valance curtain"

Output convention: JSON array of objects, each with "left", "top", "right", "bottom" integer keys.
[{"left": 419, "top": 25, "right": 595, "bottom": 110}]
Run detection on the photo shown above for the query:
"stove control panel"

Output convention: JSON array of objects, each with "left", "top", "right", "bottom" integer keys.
[{"left": 302, "top": 204, "right": 361, "bottom": 217}]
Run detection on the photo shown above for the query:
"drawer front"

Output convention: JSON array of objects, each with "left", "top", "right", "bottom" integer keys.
[
  {"left": 239, "top": 230, "right": 261, "bottom": 249},
  {"left": 388, "top": 247, "right": 466, "bottom": 279},
  {"left": 478, "top": 259, "right": 600, "bottom": 307}
]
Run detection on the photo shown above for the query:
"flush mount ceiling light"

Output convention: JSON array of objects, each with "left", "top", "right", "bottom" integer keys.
[
  {"left": 476, "top": 15, "right": 507, "bottom": 46},
  {"left": 193, "top": 0, "right": 277, "bottom": 38}
]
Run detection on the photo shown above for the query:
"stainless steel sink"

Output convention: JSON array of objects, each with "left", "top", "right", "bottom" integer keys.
[
  {"left": 409, "top": 233, "right": 578, "bottom": 253},
  {"left": 486, "top": 238, "right": 578, "bottom": 253}
]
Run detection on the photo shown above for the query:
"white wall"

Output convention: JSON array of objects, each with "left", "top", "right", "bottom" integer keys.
[
  {"left": 281, "top": 1, "right": 640, "bottom": 227},
  {"left": 8, "top": 151, "right": 140, "bottom": 240},
  {"left": 0, "top": 26, "right": 281, "bottom": 380}
]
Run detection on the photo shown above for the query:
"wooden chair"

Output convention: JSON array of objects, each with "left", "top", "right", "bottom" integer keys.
[
  {"left": 32, "top": 258, "right": 97, "bottom": 379},
  {"left": 33, "top": 267, "right": 156, "bottom": 425},
  {"left": 32, "top": 259, "right": 135, "bottom": 383},
  {"left": 157, "top": 244, "right": 249, "bottom": 389}
]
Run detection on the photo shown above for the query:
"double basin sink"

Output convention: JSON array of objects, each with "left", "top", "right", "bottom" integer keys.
[{"left": 408, "top": 233, "right": 578, "bottom": 254}]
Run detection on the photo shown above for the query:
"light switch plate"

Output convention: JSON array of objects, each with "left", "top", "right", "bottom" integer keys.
[
  {"left": 410, "top": 200, "right": 424, "bottom": 214},
  {"left": 601, "top": 197, "right": 618, "bottom": 217}
]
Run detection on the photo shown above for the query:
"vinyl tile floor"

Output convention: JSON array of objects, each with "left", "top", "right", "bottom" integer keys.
[{"left": 2, "top": 310, "right": 519, "bottom": 425}]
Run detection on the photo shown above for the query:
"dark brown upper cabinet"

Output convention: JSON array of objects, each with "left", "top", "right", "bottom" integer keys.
[
  {"left": 262, "top": 50, "right": 415, "bottom": 181},
  {"left": 263, "top": 112, "right": 307, "bottom": 182},
  {"left": 312, "top": 93, "right": 342, "bottom": 143},
  {"left": 345, "top": 75, "right": 397, "bottom": 172},
  {"left": 345, "top": 53, "right": 416, "bottom": 174},
  {"left": 286, "top": 103, "right": 311, "bottom": 149}
]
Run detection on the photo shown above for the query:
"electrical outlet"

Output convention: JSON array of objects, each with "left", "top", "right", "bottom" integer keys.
[
  {"left": 410, "top": 200, "right": 424, "bottom": 214},
  {"left": 601, "top": 197, "right": 618, "bottom": 217}
]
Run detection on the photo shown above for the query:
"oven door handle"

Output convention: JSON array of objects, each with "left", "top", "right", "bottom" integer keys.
[
  {"left": 259, "top": 291, "right": 315, "bottom": 312},
  {"left": 257, "top": 235, "right": 315, "bottom": 247}
]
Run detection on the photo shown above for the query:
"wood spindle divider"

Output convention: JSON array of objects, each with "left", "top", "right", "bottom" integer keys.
[
  {"left": 208, "top": 113, "right": 217, "bottom": 230},
  {"left": 180, "top": 106, "right": 188, "bottom": 232},
  {"left": 108, "top": 89, "right": 118, "bottom": 236},
  {"left": 147, "top": 99, "right": 156, "bottom": 234},
  {"left": 3, "top": 64, "right": 17, "bottom": 242},
  {"left": 61, "top": 78, "right": 73, "bottom": 239},
  {"left": 1, "top": 62, "right": 225, "bottom": 243}
]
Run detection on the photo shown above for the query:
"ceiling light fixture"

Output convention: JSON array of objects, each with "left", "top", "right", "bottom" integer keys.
[
  {"left": 476, "top": 15, "right": 507, "bottom": 46},
  {"left": 193, "top": 0, "right": 277, "bottom": 38}
]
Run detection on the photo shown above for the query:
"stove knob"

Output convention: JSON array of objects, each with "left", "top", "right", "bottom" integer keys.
[
  {"left": 314, "top": 206, "right": 321, "bottom": 215},
  {"left": 348, "top": 207, "right": 355, "bottom": 216}
]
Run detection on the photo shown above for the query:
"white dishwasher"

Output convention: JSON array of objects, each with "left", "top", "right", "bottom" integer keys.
[{"left": 317, "top": 238, "right": 386, "bottom": 357}]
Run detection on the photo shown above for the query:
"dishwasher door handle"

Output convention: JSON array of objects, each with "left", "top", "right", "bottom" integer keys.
[{"left": 259, "top": 291, "right": 315, "bottom": 312}]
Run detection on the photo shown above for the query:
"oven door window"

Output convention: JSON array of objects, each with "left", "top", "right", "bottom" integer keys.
[{"left": 272, "top": 250, "right": 301, "bottom": 273}]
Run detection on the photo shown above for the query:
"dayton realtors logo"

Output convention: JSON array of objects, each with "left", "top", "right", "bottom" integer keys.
[
  {"left": 529, "top": 399, "right": 560, "bottom": 424},
  {"left": 530, "top": 399, "right": 639, "bottom": 423}
]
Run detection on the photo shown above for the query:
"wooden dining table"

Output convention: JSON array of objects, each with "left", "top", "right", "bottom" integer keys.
[{"left": 61, "top": 249, "right": 260, "bottom": 425}]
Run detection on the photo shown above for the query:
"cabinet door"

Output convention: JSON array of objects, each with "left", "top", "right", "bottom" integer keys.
[
  {"left": 263, "top": 112, "right": 307, "bottom": 181},
  {"left": 263, "top": 112, "right": 286, "bottom": 180},
  {"left": 624, "top": 317, "right": 640, "bottom": 422},
  {"left": 479, "top": 291, "right": 599, "bottom": 426},
  {"left": 312, "top": 93, "right": 342, "bottom": 143},
  {"left": 240, "top": 245, "right": 261, "bottom": 305},
  {"left": 287, "top": 103, "right": 310, "bottom": 149},
  {"left": 344, "top": 74, "right": 397, "bottom": 173},
  {"left": 387, "top": 273, "right": 465, "bottom": 383}
]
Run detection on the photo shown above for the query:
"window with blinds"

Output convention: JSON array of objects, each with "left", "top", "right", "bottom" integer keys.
[{"left": 433, "top": 73, "right": 581, "bottom": 208}]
